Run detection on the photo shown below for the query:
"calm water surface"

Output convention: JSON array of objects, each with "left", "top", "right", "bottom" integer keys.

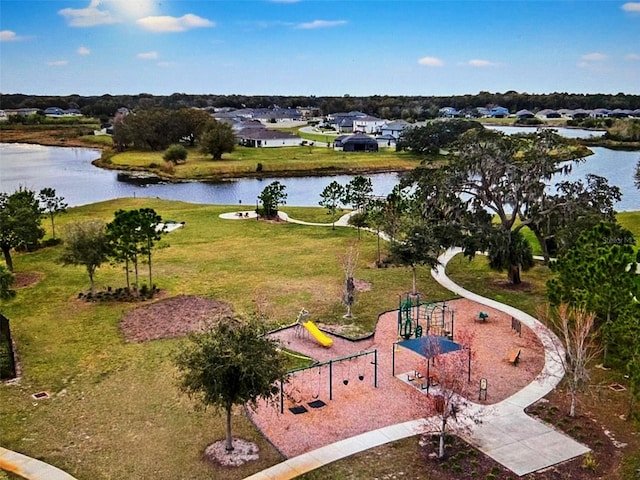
[{"left": 0, "top": 138, "right": 638, "bottom": 211}]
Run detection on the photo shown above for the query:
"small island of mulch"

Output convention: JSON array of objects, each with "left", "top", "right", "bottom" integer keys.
[
  {"left": 120, "top": 294, "right": 232, "bottom": 342},
  {"left": 12, "top": 271, "right": 44, "bottom": 289}
]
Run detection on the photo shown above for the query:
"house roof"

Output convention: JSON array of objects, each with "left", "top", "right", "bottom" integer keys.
[
  {"left": 237, "top": 129, "right": 300, "bottom": 141},
  {"left": 341, "top": 133, "right": 378, "bottom": 145}
]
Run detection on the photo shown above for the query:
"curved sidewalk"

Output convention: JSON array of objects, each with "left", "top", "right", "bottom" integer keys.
[
  {"left": 0, "top": 447, "right": 77, "bottom": 480},
  {"left": 244, "top": 248, "right": 589, "bottom": 479}
]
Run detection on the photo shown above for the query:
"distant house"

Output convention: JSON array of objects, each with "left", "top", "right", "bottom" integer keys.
[
  {"left": 489, "top": 106, "right": 510, "bottom": 118},
  {"left": 536, "top": 109, "right": 561, "bottom": 119},
  {"left": 380, "top": 120, "right": 410, "bottom": 138},
  {"left": 376, "top": 134, "right": 397, "bottom": 149},
  {"left": 352, "top": 115, "right": 385, "bottom": 134},
  {"left": 328, "top": 111, "right": 368, "bottom": 133},
  {"left": 334, "top": 133, "right": 378, "bottom": 152},
  {"left": 515, "top": 109, "right": 535, "bottom": 119},
  {"left": 438, "top": 107, "right": 459, "bottom": 118},
  {"left": 44, "top": 107, "right": 65, "bottom": 117},
  {"left": 236, "top": 128, "right": 301, "bottom": 148}
]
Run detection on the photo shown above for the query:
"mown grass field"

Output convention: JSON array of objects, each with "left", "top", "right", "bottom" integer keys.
[{"left": 104, "top": 145, "right": 425, "bottom": 180}]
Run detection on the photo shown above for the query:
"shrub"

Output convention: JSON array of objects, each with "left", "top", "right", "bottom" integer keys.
[
  {"left": 163, "top": 144, "right": 188, "bottom": 164},
  {"left": 256, "top": 162, "right": 263, "bottom": 172},
  {"left": 582, "top": 452, "right": 598, "bottom": 472}
]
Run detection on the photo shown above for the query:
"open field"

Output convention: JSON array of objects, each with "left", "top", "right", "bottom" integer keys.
[{"left": 101, "top": 144, "right": 426, "bottom": 180}]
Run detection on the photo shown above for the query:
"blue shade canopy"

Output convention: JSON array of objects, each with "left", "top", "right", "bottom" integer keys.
[{"left": 397, "top": 335, "right": 462, "bottom": 359}]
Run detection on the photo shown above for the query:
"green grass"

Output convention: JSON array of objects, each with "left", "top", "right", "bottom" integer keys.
[
  {"left": 0, "top": 198, "right": 450, "bottom": 480},
  {"left": 105, "top": 145, "right": 422, "bottom": 179}
]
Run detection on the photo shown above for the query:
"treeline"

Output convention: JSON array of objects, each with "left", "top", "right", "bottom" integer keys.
[{"left": 2, "top": 91, "right": 640, "bottom": 121}]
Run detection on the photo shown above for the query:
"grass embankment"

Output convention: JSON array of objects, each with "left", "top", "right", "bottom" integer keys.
[
  {"left": 101, "top": 145, "right": 424, "bottom": 180},
  {"left": 0, "top": 198, "right": 452, "bottom": 480}
]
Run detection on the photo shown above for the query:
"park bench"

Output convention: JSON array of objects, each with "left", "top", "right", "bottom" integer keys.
[{"left": 508, "top": 348, "right": 521, "bottom": 366}]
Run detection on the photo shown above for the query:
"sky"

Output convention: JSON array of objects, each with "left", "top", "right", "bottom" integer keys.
[{"left": 1, "top": 0, "right": 639, "bottom": 97}]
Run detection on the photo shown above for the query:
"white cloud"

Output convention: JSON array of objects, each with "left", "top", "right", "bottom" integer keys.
[
  {"left": 417, "top": 56, "right": 444, "bottom": 67},
  {"left": 157, "top": 61, "right": 174, "bottom": 68},
  {"left": 621, "top": 2, "right": 640, "bottom": 12},
  {"left": 295, "top": 20, "right": 347, "bottom": 29},
  {"left": 0, "top": 30, "right": 24, "bottom": 42},
  {"left": 47, "top": 60, "right": 69, "bottom": 67},
  {"left": 468, "top": 59, "right": 498, "bottom": 67},
  {"left": 581, "top": 52, "right": 607, "bottom": 61},
  {"left": 626, "top": 53, "right": 640, "bottom": 60},
  {"left": 77, "top": 46, "right": 91, "bottom": 55},
  {"left": 137, "top": 14, "right": 215, "bottom": 32},
  {"left": 137, "top": 51, "right": 159, "bottom": 60},
  {"left": 59, "top": 0, "right": 119, "bottom": 27}
]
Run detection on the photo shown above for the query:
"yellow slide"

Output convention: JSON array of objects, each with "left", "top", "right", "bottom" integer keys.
[{"left": 302, "top": 320, "right": 333, "bottom": 348}]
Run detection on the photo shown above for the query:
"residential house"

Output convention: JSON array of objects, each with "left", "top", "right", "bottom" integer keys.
[
  {"left": 375, "top": 134, "right": 397, "bottom": 149},
  {"left": 438, "top": 107, "right": 459, "bottom": 118},
  {"left": 352, "top": 115, "right": 385, "bottom": 134},
  {"left": 334, "top": 133, "right": 378, "bottom": 152},
  {"left": 535, "top": 109, "right": 561, "bottom": 119},
  {"left": 515, "top": 109, "right": 535, "bottom": 119},
  {"left": 380, "top": 120, "right": 410, "bottom": 139},
  {"left": 236, "top": 128, "right": 301, "bottom": 148}
]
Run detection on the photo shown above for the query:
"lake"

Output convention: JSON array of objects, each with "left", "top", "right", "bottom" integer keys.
[{"left": 0, "top": 137, "right": 638, "bottom": 211}]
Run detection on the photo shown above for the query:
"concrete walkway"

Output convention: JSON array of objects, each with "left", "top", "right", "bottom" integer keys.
[
  {"left": 0, "top": 447, "right": 78, "bottom": 480},
  {"left": 244, "top": 247, "right": 589, "bottom": 479}
]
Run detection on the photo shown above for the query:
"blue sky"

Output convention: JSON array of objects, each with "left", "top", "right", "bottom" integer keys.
[{"left": 1, "top": 0, "right": 639, "bottom": 96}]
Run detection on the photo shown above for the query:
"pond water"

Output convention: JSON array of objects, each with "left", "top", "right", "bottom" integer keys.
[{"left": 0, "top": 134, "right": 638, "bottom": 211}]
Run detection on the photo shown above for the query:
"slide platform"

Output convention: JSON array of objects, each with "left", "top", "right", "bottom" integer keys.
[{"left": 302, "top": 320, "right": 333, "bottom": 348}]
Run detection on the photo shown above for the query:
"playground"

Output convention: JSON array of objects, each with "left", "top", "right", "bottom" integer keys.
[{"left": 248, "top": 297, "right": 545, "bottom": 458}]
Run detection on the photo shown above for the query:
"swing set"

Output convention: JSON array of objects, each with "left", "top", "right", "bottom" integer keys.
[
  {"left": 279, "top": 349, "right": 378, "bottom": 414},
  {"left": 397, "top": 293, "right": 455, "bottom": 341}
]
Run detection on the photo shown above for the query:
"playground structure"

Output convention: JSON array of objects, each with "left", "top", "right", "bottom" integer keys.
[
  {"left": 280, "top": 349, "right": 378, "bottom": 414},
  {"left": 295, "top": 308, "right": 333, "bottom": 348},
  {"left": 397, "top": 293, "right": 455, "bottom": 341}
]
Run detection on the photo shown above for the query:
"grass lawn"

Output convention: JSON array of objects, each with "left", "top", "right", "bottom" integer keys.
[
  {"left": 0, "top": 198, "right": 450, "bottom": 480},
  {"left": 104, "top": 145, "right": 424, "bottom": 180}
]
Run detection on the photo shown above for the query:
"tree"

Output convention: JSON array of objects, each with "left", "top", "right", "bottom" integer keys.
[
  {"left": 344, "top": 175, "right": 373, "bottom": 211},
  {"left": 106, "top": 208, "right": 165, "bottom": 294},
  {"left": 318, "top": 181, "right": 345, "bottom": 230},
  {"left": 538, "top": 304, "right": 600, "bottom": 417},
  {"left": 38, "top": 187, "right": 67, "bottom": 240},
  {"left": 258, "top": 181, "right": 287, "bottom": 219},
  {"left": 420, "top": 332, "right": 477, "bottom": 459},
  {"left": 528, "top": 174, "right": 621, "bottom": 263},
  {"left": 200, "top": 120, "right": 236, "bottom": 160},
  {"left": 0, "top": 188, "right": 45, "bottom": 272},
  {"left": 547, "top": 222, "right": 638, "bottom": 363},
  {"left": 163, "top": 144, "right": 188, "bottom": 164},
  {"left": 397, "top": 119, "right": 482, "bottom": 155},
  {"left": 176, "top": 108, "right": 214, "bottom": 147},
  {"left": 486, "top": 228, "right": 535, "bottom": 285},
  {"left": 174, "top": 315, "right": 288, "bottom": 452},
  {"left": 0, "top": 265, "right": 15, "bottom": 300},
  {"left": 389, "top": 223, "right": 442, "bottom": 294},
  {"left": 341, "top": 244, "right": 359, "bottom": 319},
  {"left": 106, "top": 210, "right": 139, "bottom": 291},
  {"left": 136, "top": 208, "right": 165, "bottom": 290},
  {"left": 59, "top": 220, "right": 110, "bottom": 294},
  {"left": 406, "top": 128, "right": 589, "bottom": 284}
]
